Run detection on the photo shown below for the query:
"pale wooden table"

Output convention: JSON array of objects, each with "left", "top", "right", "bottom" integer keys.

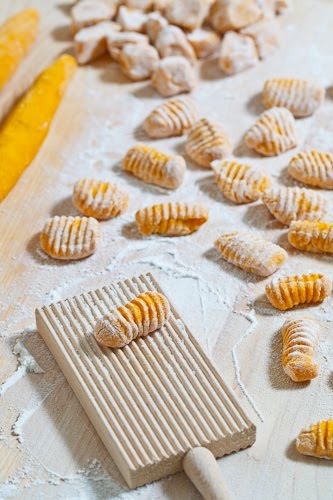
[{"left": 1, "top": 1, "right": 333, "bottom": 499}]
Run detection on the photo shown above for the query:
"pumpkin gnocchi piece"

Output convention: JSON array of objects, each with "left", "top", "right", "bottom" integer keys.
[
  {"left": 74, "top": 21, "right": 121, "bottom": 64},
  {"left": 262, "top": 78, "right": 325, "bottom": 118},
  {"left": 116, "top": 6, "right": 147, "bottom": 32},
  {"left": 212, "top": 159, "right": 272, "bottom": 203},
  {"left": 124, "top": 0, "right": 154, "bottom": 10},
  {"left": 122, "top": 143, "right": 186, "bottom": 189},
  {"left": 262, "top": 187, "right": 328, "bottom": 226},
  {"left": 94, "top": 291, "right": 170, "bottom": 348},
  {"left": 185, "top": 118, "right": 231, "bottom": 168},
  {"left": 135, "top": 202, "right": 209, "bottom": 236},
  {"left": 218, "top": 31, "right": 259, "bottom": 75},
  {"left": 165, "top": 0, "right": 213, "bottom": 31},
  {"left": 155, "top": 26, "right": 197, "bottom": 65},
  {"left": 240, "top": 17, "right": 280, "bottom": 59},
  {"left": 288, "top": 220, "right": 333, "bottom": 254},
  {"left": 146, "top": 12, "right": 168, "bottom": 43},
  {"left": 209, "top": 0, "right": 262, "bottom": 34},
  {"left": 40, "top": 216, "right": 100, "bottom": 260},
  {"left": 245, "top": 107, "right": 297, "bottom": 156},
  {"left": 119, "top": 43, "right": 159, "bottom": 80},
  {"left": 144, "top": 97, "right": 199, "bottom": 138},
  {"left": 281, "top": 317, "right": 320, "bottom": 382},
  {"left": 72, "top": 178, "right": 129, "bottom": 220},
  {"left": 187, "top": 28, "right": 221, "bottom": 59},
  {"left": 151, "top": 56, "right": 197, "bottom": 97},
  {"left": 70, "top": 0, "right": 116, "bottom": 35},
  {"left": 214, "top": 231, "right": 287, "bottom": 277},
  {"left": 107, "top": 31, "right": 149, "bottom": 61},
  {"left": 296, "top": 420, "right": 333, "bottom": 460},
  {"left": 266, "top": 273, "right": 332, "bottom": 311},
  {"left": 288, "top": 150, "right": 333, "bottom": 189},
  {"left": 275, "top": 0, "right": 293, "bottom": 14}
]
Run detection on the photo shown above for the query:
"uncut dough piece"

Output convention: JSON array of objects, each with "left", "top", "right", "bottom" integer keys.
[
  {"left": 165, "top": 0, "right": 213, "bottom": 31},
  {"left": 74, "top": 21, "right": 121, "bottom": 64},
  {"left": 288, "top": 150, "right": 333, "bottom": 189},
  {"left": 151, "top": 56, "right": 197, "bottom": 97},
  {"left": 212, "top": 159, "right": 272, "bottom": 203},
  {"left": 281, "top": 317, "right": 319, "bottom": 382},
  {"left": 262, "top": 78, "right": 325, "bottom": 117},
  {"left": 116, "top": 6, "right": 147, "bottom": 32},
  {"left": 262, "top": 186, "right": 328, "bottom": 225},
  {"left": 135, "top": 202, "right": 209, "bottom": 236},
  {"left": 219, "top": 31, "right": 259, "bottom": 75},
  {"left": 215, "top": 231, "right": 287, "bottom": 277},
  {"left": 288, "top": 220, "right": 333, "bottom": 254},
  {"left": 40, "top": 216, "right": 100, "bottom": 260},
  {"left": 0, "top": 8, "right": 40, "bottom": 90},
  {"left": 94, "top": 291, "right": 170, "bottom": 348},
  {"left": 155, "top": 26, "right": 197, "bottom": 65},
  {"left": 185, "top": 118, "right": 231, "bottom": 168},
  {"left": 296, "top": 420, "right": 333, "bottom": 460},
  {"left": 146, "top": 12, "right": 168, "bottom": 43},
  {"left": 245, "top": 107, "right": 297, "bottom": 156},
  {"left": 209, "top": 0, "right": 262, "bottom": 34},
  {"left": 144, "top": 97, "right": 199, "bottom": 138},
  {"left": 187, "top": 28, "right": 221, "bottom": 59},
  {"left": 119, "top": 44, "right": 159, "bottom": 80},
  {"left": 122, "top": 143, "right": 186, "bottom": 189},
  {"left": 266, "top": 273, "right": 332, "bottom": 311},
  {"left": 70, "top": 0, "right": 116, "bottom": 35},
  {"left": 72, "top": 178, "right": 129, "bottom": 220},
  {"left": 107, "top": 31, "right": 149, "bottom": 61},
  {"left": 240, "top": 17, "right": 280, "bottom": 59}
]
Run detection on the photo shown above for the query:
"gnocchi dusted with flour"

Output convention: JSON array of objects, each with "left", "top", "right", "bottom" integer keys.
[
  {"left": 296, "top": 420, "right": 333, "bottom": 460},
  {"left": 288, "top": 150, "right": 333, "bottom": 189},
  {"left": 185, "top": 118, "right": 231, "bottom": 168},
  {"left": 288, "top": 220, "right": 333, "bottom": 253},
  {"left": 119, "top": 43, "right": 159, "bottom": 81},
  {"left": 135, "top": 202, "right": 209, "bottom": 236},
  {"left": 155, "top": 25, "right": 196, "bottom": 64},
  {"left": 143, "top": 97, "right": 199, "bottom": 138},
  {"left": 151, "top": 56, "right": 196, "bottom": 97}
]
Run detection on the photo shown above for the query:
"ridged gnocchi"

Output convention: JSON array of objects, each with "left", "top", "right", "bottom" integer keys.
[
  {"left": 94, "top": 291, "right": 170, "bottom": 348},
  {"left": 288, "top": 150, "right": 333, "bottom": 189},
  {"left": 135, "top": 202, "right": 209, "bottom": 236},
  {"left": 288, "top": 220, "right": 333, "bottom": 254},
  {"left": 214, "top": 231, "right": 287, "bottom": 276},
  {"left": 143, "top": 97, "right": 199, "bottom": 138},
  {"left": 282, "top": 317, "right": 320, "bottom": 382},
  {"left": 296, "top": 420, "right": 333, "bottom": 460},
  {"left": 266, "top": 273, "right": 332, "bottom": 311}
]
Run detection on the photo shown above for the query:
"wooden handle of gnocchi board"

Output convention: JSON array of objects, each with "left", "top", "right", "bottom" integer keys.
[{"left": 183, "top": 447, "right": 233, "bottom": 500}]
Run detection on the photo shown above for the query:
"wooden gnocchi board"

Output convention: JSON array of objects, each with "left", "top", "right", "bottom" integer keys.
[{"left": 35, "top": 272, "right": 256, "bottom": 488}]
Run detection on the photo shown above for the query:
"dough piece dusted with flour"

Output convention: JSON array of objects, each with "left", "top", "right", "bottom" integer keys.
[
  {"left": 266, "top": 274, "right": 332, "bottom": 311},
  {"left": 151, "top": 56, "right": 196, "bottom": 97},
  {"left": 185, "top": 118, "right": 231, "bottom": 168},
  {"left": 214, "top": 231, "right": 287, "bottom": 276},
  {"left": 72, "top": 178, "right": 129, "bottom": 220},
  {"left": 281, "top": 317, "right": 320, "bottom": 382},
  {"left": 262, "top": 187, "right": 328, "bottom": 225},
  {"left": 245, "top": 107, "right": 297, "bottom": 156},
  {"left": 218, "top": 31, "right": 259, "bottom": 75},
  {"left": 288, "top": 150, "right": 333, "bottom": 189},
  {"left": 119, "top": 43, "right": 159, "bottom": 80},
  {"left": 165, "top": 0, "right": 213, "bottom": 31},
  {"left": 240, "top": 17, "right": 280, "bottom": 59},
  {"left": 135, "top": 202, "right": 209, "bottom": 236},
  {"left": 94, "top": 291, "right": 170, "bottom": 348},
  {"left": 74, "top": 21, "right": 121, "bottom": 64},
  {"left": 40, "top": 216, "right": 100, "bottom": 260},
  {"left": 262, "top": 78, "right": 325, "bottom": 117},
  {"left": 212, "top": 159, "right": 272, "bottom": 203},
  {"left": 70, "top": 0, "right": 116, "bottom": 34},
  {"left": 288, "top": 221, "right": 333, "bottom": 254},
  {"left": 123, "top": 0, "right": 154, "bottom": 10},
  {"left": 144, "top": 97, "right": 199, "bottom": 138},
  {"left": 107, "top": 32, "right": 149, "bottom": 61},
  {"left": 122, "top": 143, "right": 186, "bottom": 189},
  {"left": 146, "top": 12, "right": 168, "bottom": 43},
  {"left": 187, "top": 28, "right": 220, "bottom": 59},
  {"left": 296, "top": 420, "right": 333, "bottom": 460},
  {"left": 209, "top": 0, "right": 262, "bottom": 34},
  {"left": 116, "top": 6, "right": 147, "bottom": 32},
  {"left": 155, "top": 26, "right": 197, "bottom": 65}
]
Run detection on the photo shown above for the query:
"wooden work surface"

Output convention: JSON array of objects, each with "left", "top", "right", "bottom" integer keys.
[{"left": 0, "top": 1, "right": 333, "bottom": 499}]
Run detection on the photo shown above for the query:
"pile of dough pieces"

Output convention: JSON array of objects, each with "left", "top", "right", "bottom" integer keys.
[{"left": 71, "top": 0, "right": 292, "bottom": 95}]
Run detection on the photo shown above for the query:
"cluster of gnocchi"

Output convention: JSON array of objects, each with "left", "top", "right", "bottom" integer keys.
[{"left": 70, "top": 0, "right": 292, "bottom": 97}]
